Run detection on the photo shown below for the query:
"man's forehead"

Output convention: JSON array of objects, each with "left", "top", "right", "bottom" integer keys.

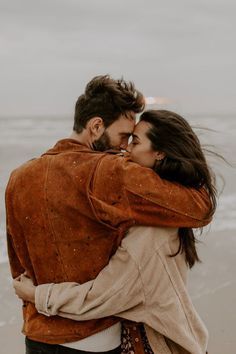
[
  {"left": 119, "top": 110, "right": 135, "bottom": 122},
  {"left": 125, "top": 110, "right": 136, "bottom": 120},
  {"left": 118, "top": 114, "right": 135, "bottom": 129}
]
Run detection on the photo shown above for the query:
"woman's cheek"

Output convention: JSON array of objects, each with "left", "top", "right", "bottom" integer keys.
[
  {"left": 130, "top": 147, "right": 139, "bottom": 163},
  {"left": 132, "top": 147, "right": 147, "bottom": 166}
]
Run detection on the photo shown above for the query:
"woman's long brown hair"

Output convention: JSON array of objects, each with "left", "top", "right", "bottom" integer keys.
[{"left": 140, "top": 110, "right": 217, "bottom": 268}]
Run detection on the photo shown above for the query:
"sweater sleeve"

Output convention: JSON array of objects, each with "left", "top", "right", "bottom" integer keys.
[{"left": 35, "top": 244, "right": 145, "bottom": 321}]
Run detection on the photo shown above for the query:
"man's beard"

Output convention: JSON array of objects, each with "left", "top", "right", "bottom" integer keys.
[{"left": 92, "top": 131, "right": 113, "bottom": 152}]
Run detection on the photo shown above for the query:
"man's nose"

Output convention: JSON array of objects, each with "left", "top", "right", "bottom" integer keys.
[
  {"left": 120, "top": 143, "right": 128, "bottom": 151},
  {"left": 126, "top": 143, "right": 132, "bottom": 153},
  {"left": 120, "top": 140, "right": 129, "bottom": 150}
]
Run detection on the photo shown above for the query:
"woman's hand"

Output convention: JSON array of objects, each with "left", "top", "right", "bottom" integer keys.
[{"left": 13, "top": 274, "right": 36, "bottom": 303}]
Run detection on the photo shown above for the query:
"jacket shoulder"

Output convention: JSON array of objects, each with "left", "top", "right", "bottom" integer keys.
[
  {"left": 122, "top": 226, "right": 178, "bottom": 264},
  {"left": 6, "top": 157, "right": 43, "bottom": 193}
]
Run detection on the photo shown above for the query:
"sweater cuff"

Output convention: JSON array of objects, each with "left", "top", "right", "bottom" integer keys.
[{"left": 35, "top": 283, "right": 54, "bottom": 316}]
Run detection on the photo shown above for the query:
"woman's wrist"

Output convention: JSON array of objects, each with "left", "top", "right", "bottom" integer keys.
[
  {"left": 26, "top": 286, "right": 36, "bottom": 303},
  {"left": 35, "top": 283, "right": 55, "bottom": 316}
]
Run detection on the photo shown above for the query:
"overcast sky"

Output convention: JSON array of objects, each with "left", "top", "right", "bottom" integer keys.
[{"left": 1, "top": 0, "right": 235, "bottom": 116}]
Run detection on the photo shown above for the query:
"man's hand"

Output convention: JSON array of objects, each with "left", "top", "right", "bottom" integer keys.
[{"left": 13, "top": 274, "right": 36, "bottom": 303}]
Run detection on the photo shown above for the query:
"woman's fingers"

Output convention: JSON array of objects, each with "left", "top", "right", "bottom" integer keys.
[
  {"left": 12, "top": 276, "right": 36, "bottom": 303},
  {"left": 12, "top": 278, "right": 23, "bottom": 298},
  {"left": 19, "top": 274, "right": 34, "bottom": 285}
]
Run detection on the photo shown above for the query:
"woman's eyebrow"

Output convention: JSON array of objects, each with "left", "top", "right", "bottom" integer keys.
[{"left": 132, "top": 134, "right": 140, "bottom": 140}]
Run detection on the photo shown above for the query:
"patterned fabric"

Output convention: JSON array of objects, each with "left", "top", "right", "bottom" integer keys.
[
  {"left": 140, "top": 325, "right": 154, "bottom": 353},
  {"left": 121, "top": 323, "right": 154, "bottom": 354},
  {"left": 121, "top": 324, "right": 135, "bottom": 353}
]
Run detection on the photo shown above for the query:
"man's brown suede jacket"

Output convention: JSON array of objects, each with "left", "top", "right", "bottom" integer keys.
[{"left": 5, "top": 139, "right": 212, "bottom": 344}]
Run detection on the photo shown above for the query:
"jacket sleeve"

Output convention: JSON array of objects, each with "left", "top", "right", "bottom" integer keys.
[
  {"left": 35, "top": 244, "right": 145, "bottom": 321},
  {"left": 7, "top": 230, "right": 25, "bottom": 278},
  {"left": 5, "top": 178, "right": 25, "bottom": 278},
  {"left": 121, "top": 160, "right": 212, "bottom": 228},
  {"left": 5, "top": 175, "right": 36, "bottom": 281},
  {"left": 92, "top": 156, "right": 212, "bottom": 229}
]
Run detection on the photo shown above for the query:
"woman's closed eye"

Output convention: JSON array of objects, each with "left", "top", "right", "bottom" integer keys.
[{"left": 131, "top": 138, "right": 139, "bottom": 145}]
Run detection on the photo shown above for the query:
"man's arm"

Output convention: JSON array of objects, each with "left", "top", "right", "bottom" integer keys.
[
  {"left": 122, "top": 160, "right": 212, "bottom": 228},
  {"left": 92, "top": 156, "right": 212, "bottom": 229},
  {"left": 7, "top": 231, "right": 25, "bottom": 278},
  {"left": 5, "top": 178, "right": 33, "bottom": 280}
]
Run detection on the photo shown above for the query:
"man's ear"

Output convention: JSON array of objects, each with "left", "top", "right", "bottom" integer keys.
[
  {"left": 155, "top": 151, "right": 166, "bottom": 161},
  {"left": 87, "top": 117, "right": 105, "bottom": 138}
]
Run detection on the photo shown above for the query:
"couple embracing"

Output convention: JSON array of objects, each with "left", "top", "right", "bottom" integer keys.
[{"left": 6, "top": 75, "right": 215, "bottom": 354}]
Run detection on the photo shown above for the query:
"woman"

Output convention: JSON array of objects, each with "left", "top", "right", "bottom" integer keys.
[{"left": 14, "top": 110, "right": 216, "bottom": 354}]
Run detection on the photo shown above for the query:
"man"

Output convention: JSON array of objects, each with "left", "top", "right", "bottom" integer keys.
[{"left": 6, "top": 75, "right": 212, "bottom": 354}]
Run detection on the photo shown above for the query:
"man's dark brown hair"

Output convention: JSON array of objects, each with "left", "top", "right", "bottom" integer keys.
[{"left": 73, "top": 75, "right": 145, "bottom": 133}]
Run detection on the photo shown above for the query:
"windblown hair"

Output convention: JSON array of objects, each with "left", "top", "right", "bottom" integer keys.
[
  {"left": 73, "top": 75, "right": 145, "bottom": 133},
  {"left": 140, "top": 110, "right": 217, "bottom": 268}
]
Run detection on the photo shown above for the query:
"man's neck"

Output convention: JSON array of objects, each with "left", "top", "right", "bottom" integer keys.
[{"left": 69, "top": 131, "right": 92, "bottom": 149}]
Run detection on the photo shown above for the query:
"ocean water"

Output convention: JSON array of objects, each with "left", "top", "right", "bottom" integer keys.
[{"left": 0, "top": 114, "right": 236, "bottom": 264}]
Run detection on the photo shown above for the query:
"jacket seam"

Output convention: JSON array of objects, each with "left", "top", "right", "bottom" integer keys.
[
  {"left": 43, "top": 156, "right": 69, "bottom": 279},
  {"left": 87, "top": 155, "right": 119, "bottom": 231},
  {"left": 125, "top": 249, "right": 149, "bottom": 305},
  {"left": 123, "top": 231, "right": 178, "bottom": 272}
]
